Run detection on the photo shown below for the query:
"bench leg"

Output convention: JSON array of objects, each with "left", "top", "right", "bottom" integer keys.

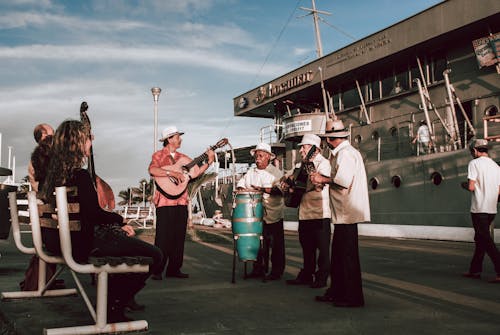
[
  {"left": 45, "top": 272, "right": 148, "bottom": 335},
  {"left": 1, "top": 261, "right": 78, "bottom": 300},
  {"left": 44, "top": 320, "right": 148, "bottom": 335}
]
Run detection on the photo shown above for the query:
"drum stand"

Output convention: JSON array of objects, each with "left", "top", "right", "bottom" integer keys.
[{"left": 231, "top": 234, "right": 264, "bottom": 284}]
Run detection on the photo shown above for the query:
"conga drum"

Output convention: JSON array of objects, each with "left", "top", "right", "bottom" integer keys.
[{"left": 231, "top": 191, "right": 263, "bottom": 261}]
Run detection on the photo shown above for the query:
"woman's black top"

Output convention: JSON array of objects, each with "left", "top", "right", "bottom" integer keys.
[{"left": 43, "top": 169, "right": 123, "bottom": 263}]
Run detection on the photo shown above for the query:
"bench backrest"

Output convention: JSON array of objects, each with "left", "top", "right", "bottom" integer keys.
[{"left": 37, "top": 186, "right": 81, "bottom": 232}]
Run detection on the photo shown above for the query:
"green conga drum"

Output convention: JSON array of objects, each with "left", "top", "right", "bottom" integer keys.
[{"left": 231, "top": 191, "right": 263, "bottom": 261}]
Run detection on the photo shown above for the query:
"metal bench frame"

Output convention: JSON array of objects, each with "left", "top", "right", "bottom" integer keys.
[
  {"left": 28, "top": 187, "right": 150, "bottom": 335},
  {"left": 1, "top": 192, "right": 77, "bottom": 300}
]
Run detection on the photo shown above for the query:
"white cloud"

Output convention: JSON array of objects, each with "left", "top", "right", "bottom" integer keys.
[{"left": 0, "top": 44, "right": 287, "bottom": 76}]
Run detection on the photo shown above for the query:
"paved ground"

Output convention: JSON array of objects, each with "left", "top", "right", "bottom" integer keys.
[{"left": 1, "top": 227, "right": 500, "bottom": 335}]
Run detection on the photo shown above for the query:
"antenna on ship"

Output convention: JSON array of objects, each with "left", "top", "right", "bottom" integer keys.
[{"left": 299, "top": 0, "right": 331, "bottom": 58}]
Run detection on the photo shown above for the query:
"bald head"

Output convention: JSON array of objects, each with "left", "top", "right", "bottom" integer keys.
[{"left": 33, "top": 124, "right": 54, "bottom": 143}]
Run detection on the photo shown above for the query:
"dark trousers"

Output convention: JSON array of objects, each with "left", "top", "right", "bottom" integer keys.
[
  {"left": 254, "top": 219, "right": 285, "bottom": 276},
  {"left": 327, "top": 224, "right": 364, "bottom": 306},
  {"left": 154, "top": 205, "right": 188, "bottom": 275},
  {"left": 469, "top": 213, "right": 500, "bottom": 275},
  {"left": 299, "top": 218, "right": 331, "bottom": 283},
  {"left": 92, "top": 227, "right": 163, "bottom": 305}
]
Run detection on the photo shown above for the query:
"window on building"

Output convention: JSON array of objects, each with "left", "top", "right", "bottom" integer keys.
[{"left": 343, "top": 87, "right": 361, "bottom": 109}]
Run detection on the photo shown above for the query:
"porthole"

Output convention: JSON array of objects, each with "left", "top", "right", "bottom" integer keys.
[
  {"left": 391, "top": 175, "right": 402, "bottom": 188},
  {"left": 371, "top": 131, "right": 380, "bottom": 140},
  {"left": 369, "top": 177, "right": 379, "bottom": 190},
  {"left": 354, "top": 135, "right": 362, "bottom": 144},
  {"left": 484, "top": 105, "right": 498, "bottom": 117},
  {"left": 430, "top": 172, "right": 443, "bottom": 185}
]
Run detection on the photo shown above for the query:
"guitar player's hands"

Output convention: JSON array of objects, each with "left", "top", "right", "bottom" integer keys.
[
  {"left": 206, "top": 149, "right": 215, "bottom": 165},
  {"left": 310, "top": 172, "right": 329, "bottom": 187}
]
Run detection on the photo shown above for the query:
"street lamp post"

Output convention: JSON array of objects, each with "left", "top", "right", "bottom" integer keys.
[
  {"left": 142, "top": 181, "right": 146, "bottom": 208},
  {"left": 151, "top": 87, "right": 161, "bottom": 229},
  {"left": 151, "top": 87, "right": 161, "bottom": 153}
]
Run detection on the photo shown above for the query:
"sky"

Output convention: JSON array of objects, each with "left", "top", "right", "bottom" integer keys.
[{"left": 0, "top": 0, "right": 443, "bottom": 200}]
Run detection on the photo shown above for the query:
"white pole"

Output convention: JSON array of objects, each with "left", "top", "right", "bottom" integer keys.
[
  {"left": 12, "top": 156, "right": 15, "bottom": 183},
  {"left": 142, "top": 181, "right": 146, "bottom": 208},
  {"left": 8, "top": 146, "right": 12, "bottom": 169},
  {"left": 0, "top": 132, "right": 2, "bottom": 166},
  {"left": 151, "top": 87, "right": 161, "bottom": 229},
  {"left": 151, "top": 87, "right": 161, "bottom": 154}
]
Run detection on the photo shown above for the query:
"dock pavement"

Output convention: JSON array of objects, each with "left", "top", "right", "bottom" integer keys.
[{"left": 1, "top": 227, "right": 500, "bottom": 335}]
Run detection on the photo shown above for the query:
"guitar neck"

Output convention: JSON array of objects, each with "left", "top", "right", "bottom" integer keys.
[{"left": 184, "top": 144, "right": 217, "bottom": 170}]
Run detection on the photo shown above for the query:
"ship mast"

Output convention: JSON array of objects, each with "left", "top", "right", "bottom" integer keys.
[{"left": 299, "top": 0, "right": 331, "bottom": 58}]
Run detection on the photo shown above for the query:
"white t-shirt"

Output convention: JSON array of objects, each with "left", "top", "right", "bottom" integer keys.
[
  {"left": 467, "top": 156, "right": 500, "bottom": 214},
  {"left": 417, "top": 125, "right": 430, "bottom": 143},
  {"left": 237, "top": 164, "right": 284, "bottom": 223}
]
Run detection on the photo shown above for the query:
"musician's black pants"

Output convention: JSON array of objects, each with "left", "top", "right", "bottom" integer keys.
[
  {"left": 154, "top": 205, "right": 188, "bottom": 276},
  {"left": 253, "top": 219, "right": 285, "bottom": 277},
  {"left": 298, "top": 218, "right": 331, "bottom": 283},
  {"left": 327, "top": 224, "right": 364, "bottom": 306}
]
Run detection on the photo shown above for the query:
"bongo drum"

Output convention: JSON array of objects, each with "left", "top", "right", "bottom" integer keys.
[{"left": 231, "top": 191, "right": 263, "bottom": 261}]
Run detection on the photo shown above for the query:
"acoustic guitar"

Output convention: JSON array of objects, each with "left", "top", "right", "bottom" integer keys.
[
  {"left": 155, "top": 138, "right": 228, "bottom": 199},
  {"left": 284, "top": 145, "right": 316, "bottom": 208}
]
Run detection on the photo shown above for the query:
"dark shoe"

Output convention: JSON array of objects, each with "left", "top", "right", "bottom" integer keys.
[
  {"left": 333, "top": 301, "right": 364, "bottom": 308},
  {"left": 108, "top": 304, "right": 134, "bottom": 323},
  {"left": 315, "top": 294, "right": 334, "bottom": 302},
  {"left": 488, "top": 276, "right": 500, "bottom": 283},
  {"left": 245, "top": 271, "right": 265, "bottom": 279},
  {"left": 310, "top": 281, "right": 327, "bottom": 289},
  {"left": 151, "top": 274, "right": 162, "bottom": 281},
  {"left": 265, "top": 273, "right": 281, "bottom": 281},
  {"left": 286, "top": 276, "right": 313, "bottom": 285},
  {"left": 125, "top": 298, "right": 145, "bottom": 312},
  {"left": 166, "top": 271, "right": 189, "bottom": 278},
  {"left": 462, "top": 272, "right": 481, "bottom": 279}
]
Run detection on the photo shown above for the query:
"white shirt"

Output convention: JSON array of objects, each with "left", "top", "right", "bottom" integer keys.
[
  {"left": 329, "top": 140, "right": 371, "bottom": 224},
  {"left": 417, "top": 125, "right": 430, "bottom": 143},
  {"left": 237, "top": 164, "right": 284, "bottom": 223},
  {"left": 468, "top": 156, "right": 500, "bottom": 214},
  {"left": 298, "top": 153, "right": 331, "bottom": 220}
]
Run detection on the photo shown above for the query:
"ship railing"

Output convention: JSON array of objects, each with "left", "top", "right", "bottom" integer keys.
[
  {"left": 259, "top": 124, "right": 283, "bottom": 144},
  {"left": 483, "top": 114, "right": 500, "bottom": 142}
]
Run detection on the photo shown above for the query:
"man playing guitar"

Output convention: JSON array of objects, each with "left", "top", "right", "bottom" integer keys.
[
  {"left": 148, "top": 125, "right": 215, "bottom": 280},
  {"left": 283, "top": 134, "right": 331, "bottom": 288}
]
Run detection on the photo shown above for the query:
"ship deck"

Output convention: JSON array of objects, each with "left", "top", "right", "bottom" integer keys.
[{"left": 1, "top": 227, "right": 500, "bottom": 335}]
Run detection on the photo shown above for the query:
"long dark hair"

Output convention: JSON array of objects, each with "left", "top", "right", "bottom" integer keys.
[
  {"left": 31, "top": 135, "right": 53, "bottom": 185},
  {"left": 40, "top": 120, "right": 88, "bottom": 201}
]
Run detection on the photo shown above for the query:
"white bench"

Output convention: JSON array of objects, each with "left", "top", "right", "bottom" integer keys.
[
  {"left": 1, "top": 192, "right": 77, "bottom": 299},
  {"left": 28, "top": 187, "right": 152, "bottom": 335}
]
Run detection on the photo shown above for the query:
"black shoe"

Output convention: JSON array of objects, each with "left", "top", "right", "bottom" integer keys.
[
  {"left": 462, "top": 272, "right": 481, "bottom": 279},
  {"left": 315, "top": 294, "right": 335, "bottom": 302},
  {"left": 286, "top": 278, "right": 312, "bottom": 285},
  {"left": 265, "top": 273, "right": 281, "bottom": 281},
  {"left": 245, "top": 271, "right": 265, "bottom": 279},
  {"left": 151, "top": 274, "right": 162, "bottom": 281},
  {"left": 166, "top": 271, "right": 189, "bottom": 278},
  {"left": 333, "top": 301, "right": 364, "bottom": 308},
  {"left": 125, "top": 298, "right": 145, "bottom": 312},
  {"left": 310, "top": 281, "right": 327, "bottom": 289},
  {"left": 108, "top": 304, "right": 134, "bottom": 323}
]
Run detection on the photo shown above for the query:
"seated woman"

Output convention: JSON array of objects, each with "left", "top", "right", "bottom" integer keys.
[{"left": 39, "top": 119, "right": 163, "bottom": 322}]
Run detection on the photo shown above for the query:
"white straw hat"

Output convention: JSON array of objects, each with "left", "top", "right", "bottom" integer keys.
[
  {"left": 298, "top": 133, "right": 321, "bottom": 147},
  {"left": 250, "top": 143, "right": 276, "bottom": 159},
  {"left": 159, "top": 126, "right": 184, "bottom": 141}
]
